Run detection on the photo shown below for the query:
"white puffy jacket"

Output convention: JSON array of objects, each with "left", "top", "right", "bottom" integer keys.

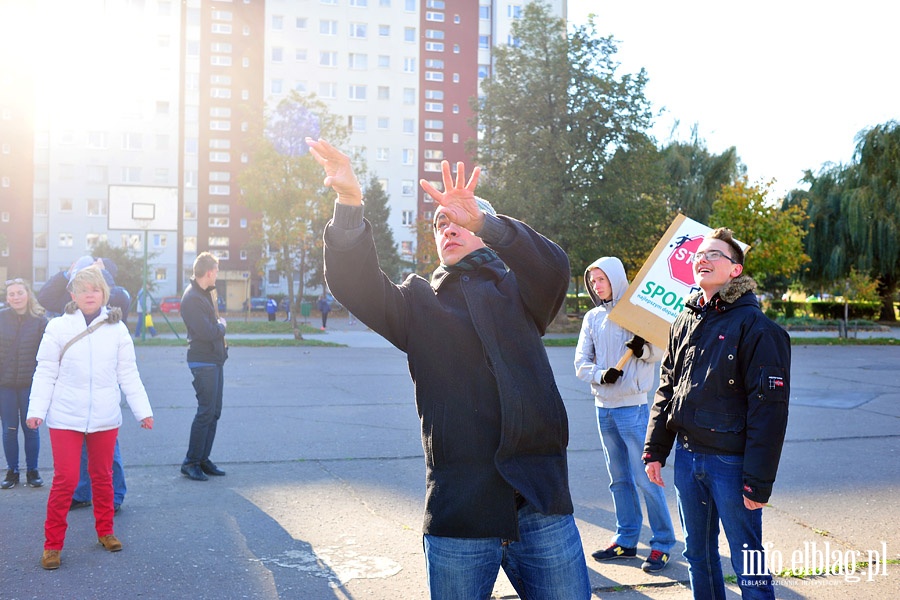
[{"left": 28, "top": 307, "right": 152, "bottom": 432}]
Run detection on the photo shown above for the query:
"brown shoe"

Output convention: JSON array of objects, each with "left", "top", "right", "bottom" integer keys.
[
  {"left": 41, "top": 549, "right": 61, "bottom": 570},
  {"left": 98, "top": 535, "right": 123, "bottom": 552}
]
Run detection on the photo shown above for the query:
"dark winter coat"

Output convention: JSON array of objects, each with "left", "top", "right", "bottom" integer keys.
[
  {"left": 0, "top": 308, "right": 48, "bottom": 389},
  {"left": 324, "top": 205, "right": 574, "bottom": 540},
  {"left": 643, "top": 274, "right": 790, "bottom": 503},
  {"left": 181, "top": 281, "right": 227, "bottom": 365}
]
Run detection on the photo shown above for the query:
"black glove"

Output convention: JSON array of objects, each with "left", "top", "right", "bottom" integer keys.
[
  {"left": 600, "top": 368, "right": 623, "bottom": 384},
  {"left": 625, "top": 335, "right": 646, "bottom": 359}
]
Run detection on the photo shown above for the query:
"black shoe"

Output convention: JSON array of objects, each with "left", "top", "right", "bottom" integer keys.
[
  {"left": 26, "top": 470, "right": 43, "bottom": 487},
  {"left": 591, "top": 543, "right": 637, "bottom": 561},
  {"left": 181, "top": 463, "right": 208, "bottom": 481},
  {"left": 200, "top": 460, "right": 226, "bottom": 476},
  {"left": 641, "top": 550, "right": 670, "bottom": 573},
  {"left": 1, "top": 470, "right": 18, "bottom": 490},
  {"left": 70, "top": 499, "right": 92, "bottom": 510},
  {"left": 114, "top": 503, "right": 121, "bottom": 513}
]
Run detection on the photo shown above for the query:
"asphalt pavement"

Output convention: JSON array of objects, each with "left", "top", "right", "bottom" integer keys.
[{"left": 1, "top": 319, "right": 898, "bottom": 599}]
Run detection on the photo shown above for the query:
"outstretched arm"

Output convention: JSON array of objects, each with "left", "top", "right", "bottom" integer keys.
[
  {"left": 420, "top": 160, "right": 485, "bottom": 233},
  {"left": 306, "top": 138, "right": 362, "bottom": 206}
]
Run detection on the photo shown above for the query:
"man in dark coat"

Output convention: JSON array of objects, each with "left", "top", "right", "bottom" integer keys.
[
  {"left": 309, "top": 138, "right": 590, "bottom": 599},
  {"left": 644, "top": 228, "right": 790, "bottom": 599}
]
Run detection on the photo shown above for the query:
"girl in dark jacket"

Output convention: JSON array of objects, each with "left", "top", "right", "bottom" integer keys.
[{"left": 0, "top": 279, "right": 48, "bottom": 489}]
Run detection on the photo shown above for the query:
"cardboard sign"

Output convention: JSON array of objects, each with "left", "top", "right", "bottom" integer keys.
[{"left": 608, "top": 214, "right": 747, "bottom": 349}]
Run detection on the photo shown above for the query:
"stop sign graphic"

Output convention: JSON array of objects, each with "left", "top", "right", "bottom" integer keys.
[{"left": 667, "top": 236, "right": 703, "bottom": 286}]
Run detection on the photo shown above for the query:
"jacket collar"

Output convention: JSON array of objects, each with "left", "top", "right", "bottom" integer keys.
[
  {"left": 686, "top": 274, "right": 758, "bottom": 314},
  {"left": 430, "top": 254, "right": 506, "bottom": 292}
]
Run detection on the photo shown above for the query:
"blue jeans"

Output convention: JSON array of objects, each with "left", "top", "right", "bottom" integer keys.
[
  {"left": 597, "top": 404, "right": 675, "bottom": 553},
  {"left": 0, "top": 386, "right": 39, "bottom": 472},
  {"left": 424, "top": 504, "right": 591, "bottom": 600},
  {"left": 185, "top": 364, "right": 224, "bottom": 465},
  {"left": 73, "top": 438, "right": 126, "bottom": 505},
  {"left": 674, "top": 442, "right": 774, "bottom": 599}
]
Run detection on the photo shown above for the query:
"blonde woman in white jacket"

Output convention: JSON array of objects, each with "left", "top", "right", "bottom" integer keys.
[
  {"left": 573, "top": 256, "right": 676, "bottom": 573},
  {"left": 27, "top": 266, "right": 153, "bottom": 571}
]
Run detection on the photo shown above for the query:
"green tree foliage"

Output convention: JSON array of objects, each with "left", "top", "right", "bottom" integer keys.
[
  {"left": 662, "top": 125, "right": 743, "bottom": 224},
  {"left": 361, "top": 178, "right": 404, "bottom": 282},
  {"left": 91, "top": 240, "right": 146, "bottom": 298},
  {"left": 802, "top": 120, "right": 900, "bottom": 321},
  {"left": 709, "top": 179, "right": 809, "bottom": 296},
  {"left": 583, "top": 132, "right": 670, "bottom": 278},
  {"left": 473, "top": 2, "right": 653, "bottom": 258},
  {"left": 239, "top": 92, "right": 349, "bottom": 337}
]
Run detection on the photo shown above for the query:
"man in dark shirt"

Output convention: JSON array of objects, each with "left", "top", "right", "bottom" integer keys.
[{"left": 179, "top": 252, "right": 228, "bottom": 482}]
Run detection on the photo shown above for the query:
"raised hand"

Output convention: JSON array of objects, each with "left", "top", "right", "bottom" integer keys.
[
  {"left": 306, "top": 138, "right": 362, "bottom": 205},
  {"left": 420, "top": 160, "right": 484, "bottom": 232}
]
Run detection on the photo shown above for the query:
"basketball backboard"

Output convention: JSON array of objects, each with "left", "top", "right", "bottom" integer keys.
[{"left": 108, "top": 185, "right": 178, "bottom": 231}]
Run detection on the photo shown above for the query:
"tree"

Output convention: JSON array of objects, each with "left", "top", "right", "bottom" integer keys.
[
  {"left": 582, "top": 132, "right": 670, "bottom": 279},
  {"left": 662, "top": 125, "right": 743, "bottom": 224},
  {"left": 239, "top": 92, "right": 349, "bottom": 337},
  {"left": 473, "top": 2, "right": 653, "bottom": 257},
  {"left": 361, "top": 178, "right": 404, "bottom": 282},
  {"left": 414, "top": 216, "right": 439, "bottom": 278},
  {"left": 91, "top": 240, "right": 146, "bottom": 299},
  {"left": 802, "top": 121, "right": 900, "bottom": 321},
  {"left": 709, "top": 178, "right": 809, "bottom": 294}
]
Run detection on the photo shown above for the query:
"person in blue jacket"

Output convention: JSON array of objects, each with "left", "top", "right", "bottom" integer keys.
[{"left": 310, "top": 138, "right": 590, "bottom": 600}]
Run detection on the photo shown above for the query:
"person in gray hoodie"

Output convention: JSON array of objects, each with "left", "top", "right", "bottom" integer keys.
[{"left": 574, "top": 256, "right": 676, "bottom": 572}]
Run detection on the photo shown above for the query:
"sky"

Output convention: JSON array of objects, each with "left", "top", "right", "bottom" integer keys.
[{"left": 566, "top": 0, "right": 900, "bottom": 199}]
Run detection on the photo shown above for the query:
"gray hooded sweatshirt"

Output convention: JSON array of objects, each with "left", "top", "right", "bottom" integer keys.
[{"left": 574, "top": 256, "right": 663, "bottom": 408}]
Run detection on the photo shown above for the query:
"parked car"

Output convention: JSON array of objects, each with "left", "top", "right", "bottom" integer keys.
[
  {"left": 159, "top": 296, "right": 181, "bottom": 313},
  {"left": 249, "top": 297, "right": 267, "bottom": 311}
]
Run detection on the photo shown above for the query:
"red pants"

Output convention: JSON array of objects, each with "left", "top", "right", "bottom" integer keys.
[{"left": 45, "top": 428, "right": 118, "bottom": 550}]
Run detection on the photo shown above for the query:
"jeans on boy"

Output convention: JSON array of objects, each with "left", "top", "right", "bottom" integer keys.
[
  {"left": 1, "top": 387, "right": 39, "bottom": 472},
  {"left": 674, "top": 442, "right": 774, "bottom": 599},
  {"left": 597, "top": 404, "right": 675, "bottom": 554},
  {"left": 73, "top": 439, "right": 126, "bottom": 507}
]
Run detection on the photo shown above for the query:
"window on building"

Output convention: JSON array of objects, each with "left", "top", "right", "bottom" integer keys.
[
  {"left": 87, "top": 165, "right": 108, "bottom": 183},
  {"left": 403, "top": 119, "right": 414, "bottom": 134},
  {"left": 401, "top": 240, "right": 413, "bottom": 256},
  {"left": 123, "top": 132, "right": 143, "bottom": 150},
  {"left": 271, "top": 79, "right": 283, "bottom": 94},
  {"left": 349, "top": 22, "right": 367, "bottom": 38},
  {"left": 88, "top": 131, "right": 108, "bottom": 148},
  {"left": 425, "top": 89, "right": 443, "bottom": 100},
  {"left": 58, "top": 233, "right": 73, "bottom": 247},
  {"left": 377, "top": 86, "right": 390, "bottom": 100},
  {"left": 404, "top": 27, "right": 415, "bottom": 42},
  {"left": 403, "top": 57, "right": 415, "bottom": 72},
  {"left": 319, "top": 82, "right": 337, "bottom": 98},
  {"left": 296, "top": 17, "right": 308, "bottom": 29},
  {"left": 87, "top": 198, "right": 106, "bottom": 217},
  {"left": 184, "top": 236, "right": 197, "bottom": 252},
  {"left": 378, "top": 54, "right": 390, "bottom": 68},
  {"left": 320, "top": 20, "right": 337, "bottom": 35},
  {"left": 152, "top": 234, "right": 168, "bottom": 248},
  {"left": 426, "top": 12, "right": 444, "bottom": 22},
  {"left": 402, "top": 210, "right": 414, "bottom": 225},
  {"left": 122, "top": 167, "right": 142, "bottom": 183},
  {"left": 401, "top": 180, "right": 414, "bottom": 195},
  {"left": 319, "top": 51, "right": 338, "bottom": 67},
  {"left": 425, "top": 70, "right": 444, "bottom": 81},
  {"left": 425, "top": 58, "right": 444, "bottom": 68},
  {"left": 479, "top": 35, "right": 490, "bottom": 49},
  {"left": 425, "top": 102, "right": 443, "bottom": 112},
  {"left": 424, "top": 131, "right": 443, "bottom": 142},
  {"left": 34, "top": 233, "right": 47, "bottom": 249},
  {"left": 403, "top": 88, "right": 415, "bottom": 104},
  {"left": 296, "top": 48, "right": 308, "bottom": 61},
  {"left": 402, "top": 149, "right": 415, "bottom": 165},
  {"left": 154, "top": 268, "right": 168, "bottom": 281},
  {"left": 376, "top": 147, "right": 389, "bottom": 161},
  {"left": 85, "top": 233, "right": 107, "bottom": 250},
  {"left": 479, "top": 5, "right": 490, "bottom": 19},
  {"left": 350, "top": 116, "right": 366, "bottom": 132},
  {"left": 349, "top": 85, "right": 367, "bottom": 100},
  {"left": 272, "top": 14, "right": 283, "bottom": 29},
  {"left": 208, "top": 217, "right": 230, "bottom": 228},
  {"left": 348, "top": 53, "right": 368, "bottom": 69},
  {"left": 272, "top": 46, "right": 284, "bottom": 62},
  {"left": 379, "top": 24, "right": 390, "bottom": 36},
  {"left": 425, "top": 42, "right": 444, "bottom": 52}
]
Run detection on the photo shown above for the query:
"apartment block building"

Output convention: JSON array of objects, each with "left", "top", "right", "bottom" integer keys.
[{"left": 0, "top": 0, "right": 564, "bottom": 306}]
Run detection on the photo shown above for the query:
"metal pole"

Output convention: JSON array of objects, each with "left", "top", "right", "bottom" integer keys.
[{"left": 141, "top": 230, "right": 149, "bottom": 341}]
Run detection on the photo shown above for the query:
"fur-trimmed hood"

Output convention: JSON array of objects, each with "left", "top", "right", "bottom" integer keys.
[{"left": 686, "top": 274, "right": 758, "bottom": 313}]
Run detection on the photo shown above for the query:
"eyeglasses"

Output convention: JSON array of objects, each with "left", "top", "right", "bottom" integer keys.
[
  {"left": 5, "top": 278, "right": 26, "bottom": 286},
  {"left": 692, "top": 250, "right": 738, "bottom": 264}
]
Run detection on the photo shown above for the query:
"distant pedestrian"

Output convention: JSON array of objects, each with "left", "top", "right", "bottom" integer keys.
[
  {"left": 316, "top": 294, "right": 331, "bottom": 330},
  {"left": 281, "top": 297, "right": 291, "bottom": 321},
  {"left": 266, "top": 297, "right": 277, "bottom": 322},
  {"left": 1, "top": 278, "right": 48, "bottom": 490}
]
